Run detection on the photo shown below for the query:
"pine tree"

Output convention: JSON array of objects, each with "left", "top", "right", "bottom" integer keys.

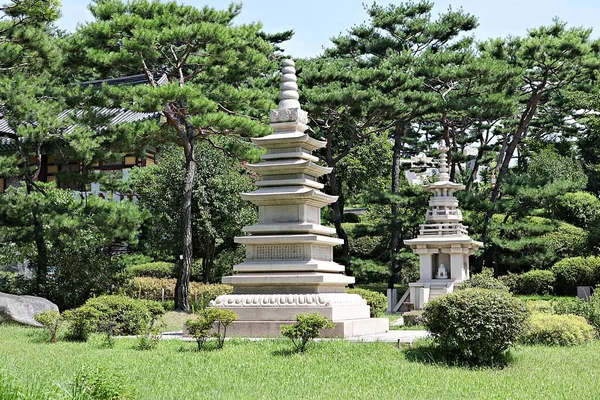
[{"left": 67, "top": 0, "right": 291, "bottom": 310}]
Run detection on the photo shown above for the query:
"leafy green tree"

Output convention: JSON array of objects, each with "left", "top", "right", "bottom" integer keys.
[
  {"left": 0, "top": 183, "right": 143, "bottom": 308},
  {"left": 130, "top": 142, "right": 256, "bottom": 283},
  {"left": 326, "top": 1, "right": 477, "bottom": 287},
  {"left": 68, "top": 0, "right": 290, "bottom": 310},
  {"left": 478, "top": 21, "right": 600, "bottom": 263},
  {"left": 299, "top": 57, "right": 392, "bottom": 269}
]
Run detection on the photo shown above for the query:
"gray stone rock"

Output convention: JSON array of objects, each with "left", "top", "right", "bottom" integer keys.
[{"left": 0, "top": 292, "right": 59, "bottom": 327}]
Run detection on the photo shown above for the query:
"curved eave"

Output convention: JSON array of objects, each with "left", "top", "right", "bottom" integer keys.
[
  {"left": 247, "top": 160, "right": 332, "bottom": 177},
  {"left": 251, "top": 132, "right": 326, "bottom": 151},
  {"left": 241, "top": 187, "right": 338, "bottom": 207},
  {"left": 424, "top": 181, "right": 465, "bottom": 191}
]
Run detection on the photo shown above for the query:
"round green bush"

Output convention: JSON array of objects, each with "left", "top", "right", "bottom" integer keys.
[
  {"left": 423, "top": 288, "right": 528, "bottom": 366},
  {"left": 551, "top": 257, "right": 600, "bottom": 295},
  {"left": 520, "top": 313, "right": 595, "bottom": 346},
  {"left": 128, "top": 262, "right": 176, "bottom": 278},
  {"left": 349, "top": 236, "right": 384, "bottom": 259},
  {"left": 552, "top": 191, "right": 600, "bottom": 228},
  {"left": 458, "top": 269, "right": 509, "bottom": 291},
  {"left": 81, "top": 295, "right": 159, "bottom": 335},
  {"left": 505, "top": 270, "right": 556, "bottom": 295},
  {"left": 544, "top": 222, "right": 589, "bottom": 260},
  {"left": 347, "top": 288, "right": 387, "bottom": 317}
]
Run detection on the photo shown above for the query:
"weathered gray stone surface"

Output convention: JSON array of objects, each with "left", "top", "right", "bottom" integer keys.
[{"left": 0, "top": 292, "right": 59, "bottom": 327}]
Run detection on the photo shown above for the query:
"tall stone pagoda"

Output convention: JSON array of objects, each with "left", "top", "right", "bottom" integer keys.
[
  {"left": 211, "top": 59, "right": 388, "bottom": 337},
  {"left": 404, "top": 149, "right": 482, "bottom": 310}
]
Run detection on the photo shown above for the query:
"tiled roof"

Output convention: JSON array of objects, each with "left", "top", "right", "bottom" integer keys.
[
  {"left": 78, "top": 73, "right": 168, "bottom": 87},
  {"left": 0, "top": 74, "right": 163, "bottom": 152}
]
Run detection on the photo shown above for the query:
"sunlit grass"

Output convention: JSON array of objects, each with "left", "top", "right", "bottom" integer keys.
[{"left": 1, "top": 324, "right": 599, "bottom": 399}]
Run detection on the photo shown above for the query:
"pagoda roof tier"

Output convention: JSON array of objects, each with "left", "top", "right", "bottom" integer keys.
[
  {"left": 241, "top": 187, "right": 338, "bottom": 207},
  {"left": 260, "top": 151, "right": 319, "bottom": 163},
  {"left": 234, "top": 260, "right": 345, "bottom": 273},
  {"left": 424, "top": 180, "right": 465, "bottom": 191},
  {"left": 428, "top": 197, "right": 459, "bottom": 207},
  {"left": 244, "top": 222, "right": 336, "bottom": 236},
  {"left": 405, "top": 236, "right": 483, "bottom": 248},
  {"left": 251, "top": 131, "right": 326, "bottom": 151},
  {"left": 247, "top": 159, "right": 332, "bottom": 177},
  {"left": 235, "top": 234, "right": 344, "bottom": 246},
  {"left": 255, "top": 178, "right": 324, "bottom": 190}
]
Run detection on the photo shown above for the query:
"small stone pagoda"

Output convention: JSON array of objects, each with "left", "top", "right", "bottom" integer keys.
[
  {"left": 211, "top": 59, "right": 388, "bottom": 337},
  {"left": 404, "top": 149, "right": 482, "bottom": 310}
]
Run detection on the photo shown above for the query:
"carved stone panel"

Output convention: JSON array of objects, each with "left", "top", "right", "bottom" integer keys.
[
  {"left": 254, "top": 245, "right": 304, "bottom": 261},
  {"left": 312, "top": 245, "right": 332, "bottom": 261}
]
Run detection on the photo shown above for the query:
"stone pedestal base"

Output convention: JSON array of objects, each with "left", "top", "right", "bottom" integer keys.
[
  {"left": 205, "top": 293, "right": 389, "bottom": 338},
  {"left": 409, "top": 280, "right": 455, "bottom": 310}
]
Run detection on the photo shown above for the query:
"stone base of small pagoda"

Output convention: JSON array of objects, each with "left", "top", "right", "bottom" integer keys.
[
  {"left": 409, "top": 279, "right": 458, "bottom": 310},
  {"left": 203, "top": 293, "right": 389, "bottom": 338}
]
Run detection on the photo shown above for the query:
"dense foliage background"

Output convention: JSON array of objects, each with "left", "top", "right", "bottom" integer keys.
[{"left": 1, "top": 0, "right": 600, "bottom": 309}]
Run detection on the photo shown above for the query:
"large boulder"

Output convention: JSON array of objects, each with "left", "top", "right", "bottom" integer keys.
[{"left": 0, "top": 292, "right": 59, "bottom": 327}]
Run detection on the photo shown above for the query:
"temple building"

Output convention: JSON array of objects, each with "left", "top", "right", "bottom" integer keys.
[{"left": 0, "top": 74, "right": 161, "bottom": 196}]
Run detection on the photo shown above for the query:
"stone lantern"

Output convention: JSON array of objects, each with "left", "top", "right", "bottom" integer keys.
[{"left": 404, "top": 149, "right": 482, "bottom": 310}]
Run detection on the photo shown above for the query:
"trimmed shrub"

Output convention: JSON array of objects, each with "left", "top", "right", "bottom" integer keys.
[
  {"left": 587, "top": 287, "right": 600, "bottom": 333},
  {"left": 281, "top": 313, "right": 335, "bottom": 352},
  {"left": 551, "top": 256, "right": 600, "bottom": 295},
  {"left": 504, "top": 270, "right": 555, "bottom": 295},
  {"left": 349, "top": 236, "right": 384, "bottom": 259},
  {"left": 123, "top": 277, "right": 232, "bottom": 308},
  {"left": 63, "top": 305, "right": 102, "bottom": 342},
  {"left": 349, "top": 258, "right": 388, "bottom": 284},
  {"left": 551, "top": 298, "right": 589, "bottom": 317},
  {"left": 186, "top": 308, "right": 238, "bottom": 350},
  {"left": 552, "top": 191, "right": 600, "bottom": 228},
  {"left": 128, "top": 262, "right": 176, "bottom": 278},
  {"left": 458, "top": 269, "right": 509, "bottom": 291},
  {"left": 423, "top": 289, "right": 528, "bottom": 366},
  {"left": 76, "top": 295, "right": 163, "bottom": 336},
  {"left": 520, "top": 313, "right": 595, "bottom": 346},
  {"left": 544, "top": 222, "right": 589, "bottom": 260},
  {"left": 347, "top": 288, "right": 386, "bottom": 317},
  {"left": 499, "top": 273, "right": 520, "bottom": 292},
  {"left": 34, "top": 310, "right": 61, "bottom": 343}
]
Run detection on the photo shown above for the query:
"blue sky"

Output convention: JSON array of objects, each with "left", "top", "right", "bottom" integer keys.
[{"left": 58, "top": 0, "right": 599, "bottom": 58}]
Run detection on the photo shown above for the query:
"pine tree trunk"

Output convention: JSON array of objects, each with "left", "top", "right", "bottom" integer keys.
[
  {"left": 175, "top": 139, "right": 195, "bottom": 312},
  {"left": 202, "top": 239, "right": 216, "bottom": 284},
  {"left": 21, "top": 152, "right": 48, "bottom": 294},
  {"left": 328, "top": 168, "right": 351, "bottom": 274},
  {"left": 389, "top": 123, "right": 405, "bottom": 289}
]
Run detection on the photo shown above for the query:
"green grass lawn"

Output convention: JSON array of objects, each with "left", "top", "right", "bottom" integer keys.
[{"left": 1, "top": 324, "right": 599, "bottom": 399}]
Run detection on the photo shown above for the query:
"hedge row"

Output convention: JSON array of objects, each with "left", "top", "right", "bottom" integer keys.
[
  {"left": 123, "top": 277, "right": 232, "bottom": 308},
  {"left": 498, "top": 256, "right": 600, "bottom": 296}
]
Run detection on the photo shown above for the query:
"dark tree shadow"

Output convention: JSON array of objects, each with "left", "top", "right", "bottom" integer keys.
[
  {"left": 271, "top": 348, "right": 297, "bottom": 357},
  {"left": 178, "top": 340, "right": 223, "bottom": 353},
  {"left": 403, "top": 341, "right": 512, "bottom": 370}
]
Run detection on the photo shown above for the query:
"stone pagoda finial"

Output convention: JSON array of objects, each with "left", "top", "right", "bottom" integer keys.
[
  {"left": 278, "top": 59, "right": 300, "bottom": 109},
  {"left": 270, "top": 58, "right": 307, "bottom": 124},
  {"left": 437, "top": 148, "right": 450, "bottom": 182}
]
